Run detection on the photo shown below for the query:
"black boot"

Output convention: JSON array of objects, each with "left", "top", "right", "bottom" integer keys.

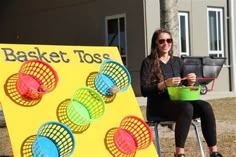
[
  {"left": 210, "top": 152, "right": 223, "bottom": 157},
  {"left": 174, "top": 154, "right": 185, "bottom": 157}
]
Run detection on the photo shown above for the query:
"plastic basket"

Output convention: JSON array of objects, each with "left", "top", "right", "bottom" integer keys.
[
  {"left": 66, "top": 86, "right": 105, "bottom": 126},
  {"left": 167, "top": 86, "right": 200, "bottom": 101},
  {"left": 114, "top": 128, "right": 137, "bottom": 154},
  {"left": 16, "top": 59, "right": 59, "bottom": 100},
  {"left": 113, "top": 116, "right": 152, "bottom": 154},
  {"left": 32, "top": 121, "right": 75, "bottom": 157},
  {"left": 95, "top": 59, "right": 131, "bottom": 96}
]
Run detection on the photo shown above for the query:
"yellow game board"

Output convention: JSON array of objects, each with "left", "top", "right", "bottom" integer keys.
[{"left": 0, "top": 43, "right": 158, "bottom": 157}]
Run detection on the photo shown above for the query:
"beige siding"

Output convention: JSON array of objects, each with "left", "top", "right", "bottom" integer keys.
[{"left": 0, "top": 0, "right": 233, "bottom": 95}]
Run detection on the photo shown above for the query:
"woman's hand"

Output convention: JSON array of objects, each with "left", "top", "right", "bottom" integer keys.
[
  {"left": 186, "top": 73, "right": 196, "bottom": 85},
  {"left": 165, "top": 77, "right": 181, "bottom": 86}
]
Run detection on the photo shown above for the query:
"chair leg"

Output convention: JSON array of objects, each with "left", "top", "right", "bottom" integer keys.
[
  {"left": 191, "top": 121, "right": 205, "bottom": 157},
  {"left": 154, "top": 122, "right": 162, "bottom": 157}
]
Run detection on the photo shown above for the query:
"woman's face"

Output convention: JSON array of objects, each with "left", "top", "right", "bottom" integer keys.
[{"left": 156, "top": 32, "right": 173, "bottom": 55}]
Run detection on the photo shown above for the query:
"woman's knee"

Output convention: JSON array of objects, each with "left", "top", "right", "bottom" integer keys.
[
  {"left": 197, "top": 100, "right": 214, "bottom": 114},
  {"left": 178, "top": 102, "right": 194, "bottom": 117}
]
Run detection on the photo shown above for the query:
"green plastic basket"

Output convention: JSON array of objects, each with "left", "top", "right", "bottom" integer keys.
[
  {"left": 167, "top": 86, "right": 200, "bottom": 101},
  {"left": 66, "top": 86, "right": 106, "bottom": 126}
]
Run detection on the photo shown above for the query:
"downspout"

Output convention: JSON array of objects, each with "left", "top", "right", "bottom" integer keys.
[{"left": 229, "top": 0, "right": 236, "bottom": 91}]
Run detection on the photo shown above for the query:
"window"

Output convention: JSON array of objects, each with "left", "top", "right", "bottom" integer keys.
[
  {"left": 207, "top": 8, "right": 224, "bottom": 57},
  {"left": 178, "top": 12, "right": 190, "bottom": 56},
  {"left": 105, "top": 14, "right": 127, "bottom": 66}
]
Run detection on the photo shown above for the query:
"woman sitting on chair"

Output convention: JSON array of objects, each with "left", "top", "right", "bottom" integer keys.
[{"left": 140, "top": 28, "right": 223, "bottom": 157}]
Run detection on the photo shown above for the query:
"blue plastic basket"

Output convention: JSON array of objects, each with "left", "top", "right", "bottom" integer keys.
[
  {"left": 95, "top": 59, "right": 131, "bottom": 96},
  {"left": 32, "top": 121, "right": 75, "bottom": 157}
]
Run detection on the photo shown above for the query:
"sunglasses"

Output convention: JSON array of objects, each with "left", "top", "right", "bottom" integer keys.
[{"left": 158, "top": 38, "right": 173, "bottom": 44}]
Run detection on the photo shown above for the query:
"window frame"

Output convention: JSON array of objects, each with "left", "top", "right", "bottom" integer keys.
[
  {"left": 207, "top": 7, "right": 224, "bottom": 57},
  {"left": 178, "top": 11, "right": 190, "bottom": 56},
  {"left": 105, "top": 13, "right": 128, "bottom": 66}
]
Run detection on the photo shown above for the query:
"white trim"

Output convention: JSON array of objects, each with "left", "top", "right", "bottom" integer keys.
[
  {"left": 143, "top": 0, "right": 148, "bottom": 57},
  {"left": 207, "top": 8, "right": 224, "bottom": 57},
  {"left": 178, "top": 12, "right": 190, "bottom": 56},
  {"left": 229, "top": 0, "right": 236, "bottom": 91}
]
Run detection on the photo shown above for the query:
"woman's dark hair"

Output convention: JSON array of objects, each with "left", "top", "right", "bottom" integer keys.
[{"left": 149, "top": 28, "right": 174, "bottom": 82}]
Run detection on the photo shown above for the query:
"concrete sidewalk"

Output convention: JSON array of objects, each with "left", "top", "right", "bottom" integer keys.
[{"left": 136, "top": 91, "right": 236, "bottom": 106}]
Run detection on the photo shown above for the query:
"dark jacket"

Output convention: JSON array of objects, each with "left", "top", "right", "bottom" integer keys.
[
  {"left": 140, "top": 56, "right": 187, "bottom": 117},
  {"left": 140, "top": 56, "right": 185, "bottom": 98}
]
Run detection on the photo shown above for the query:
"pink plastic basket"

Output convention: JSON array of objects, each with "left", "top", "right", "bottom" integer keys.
[
  {"left": 113, "top": 116, "right": 152, "bottom": 154},
  {"left": 114, "top": 128, "right": 137, "bottom": 154},
  {"left": 16, "top": 59, "right": 58, "bottom": 100}
]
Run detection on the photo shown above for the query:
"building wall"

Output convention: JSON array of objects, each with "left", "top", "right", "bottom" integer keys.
[
  {"left": 144, "top": 0, "right": 160, "bottom": 55},
  {"left": 0, "top": 0, "right": 233, "bottom": 96},
  {"left": 0, "top": 0, "right": 146, "bottom": 95},
  {"left": 230, "top": 0, "right": 236, "bottom": 91},
  {"left": 143, "top": 0, "right": 230, "bottom": 95},
  {"left": 0, "top": 0, "right": 112, "bottom": 45},
  {"left": 95, "top": 0, "right": 146, "bottom": 95},
  {"left": 179, "top": 0, "right": 230, "bottom": 92},
  {"left": 132, "top": 0, "right": 161, "bottom": 96}
]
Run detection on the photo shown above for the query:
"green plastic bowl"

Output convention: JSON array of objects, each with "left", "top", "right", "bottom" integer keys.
[{"left": 167, "top": 86, "right": 200, "bottom": 101}]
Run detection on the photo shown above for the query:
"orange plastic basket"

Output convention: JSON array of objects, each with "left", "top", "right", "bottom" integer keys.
[{"left": 16, "top": 59, "right": 59, "bottom": 100}]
